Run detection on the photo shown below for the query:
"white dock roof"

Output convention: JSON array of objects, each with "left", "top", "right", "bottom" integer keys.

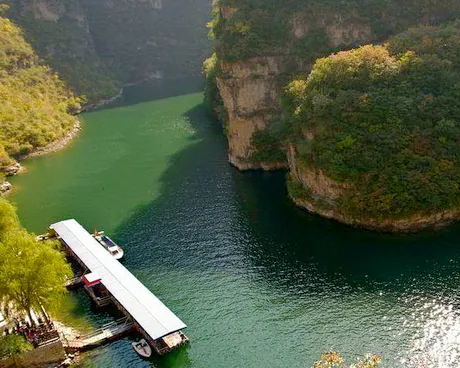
[{"left": 50, "top": 219, "right": 186, "bottom": 340}]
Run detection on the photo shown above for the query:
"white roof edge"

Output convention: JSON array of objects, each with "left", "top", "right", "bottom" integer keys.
[{"left": 50, "top": 219, "right": 186, "bottom": 340}]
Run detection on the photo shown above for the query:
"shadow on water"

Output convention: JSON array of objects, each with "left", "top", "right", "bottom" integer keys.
[
  {"left": 115, "top": 101, "right": 460, "bottom": 294},
  {"left": 233, "top": 171, "right": 460, "bottom": 295},
  {"left": 110, "top": 103, "right": 226, "bottom": 367},
  {"left": 105, "top": 101, "right": 460, "bottom": 367},
  {"left": 113, "top": 102, "right": 227, "bottom": 242}
]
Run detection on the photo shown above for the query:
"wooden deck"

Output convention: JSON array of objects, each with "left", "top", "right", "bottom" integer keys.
[{"left": 60, "top": 317, "right": 134, "bottom": 351}]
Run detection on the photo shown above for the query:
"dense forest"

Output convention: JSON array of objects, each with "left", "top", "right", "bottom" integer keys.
[
  {"left": 204, "top": 0, "right": 460, "bottom": 170},
  {"left": 0, "top": 10, "right": 80, "bottom": 173},
  {"left": 212, "top": 0, "right": 460, "bottom": 62},
  {"left": 285, "top": 21, "right": 460, "bottom": 219}
]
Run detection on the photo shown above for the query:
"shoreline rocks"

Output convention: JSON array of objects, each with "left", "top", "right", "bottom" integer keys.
[
  {"left": 18, "top": 119, "right": 82, "bottom": 161},
  {"left": 0, "top": 181, "right": 12, "bottom": 195},
  {"left": 1, "top": 162, "right": 21, "bottom": 176},
  {"left": 291, "top": 193, "right": 460, "bottom": 233}
]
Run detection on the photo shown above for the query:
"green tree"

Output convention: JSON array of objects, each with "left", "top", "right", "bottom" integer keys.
[
  {"left": 0, "top": 198, "right": 19, "bottom": 241},
  {"left": 0, "top": 230, "right": 71, "bottom": 323},
  {"left": 0, "top": 144, "right": 13, "bottom": 169},
  {"left": 0, "top": 335, "right": 33, "bottom": 367},
  {"left": 312, "top": 352, "right": 381, "bottom": 368}
]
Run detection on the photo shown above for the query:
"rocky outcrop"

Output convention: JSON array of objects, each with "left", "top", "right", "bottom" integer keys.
[
  {"left": 287, "top": 144, "right": 460, "bottom": 232},
  {"left": 1, "top": 163, "right": 21, "bottom": 177},
  {"left": 214, "top": 1, "right": 460, "bottom": 170},
  {"left": 215, "top": 10, "right": 381, "bottom": 169},
  {"left": 216, "top": 56, "right": 306, "bottom": 169},
  {"left": 0, "top": 181, "right": 12, "bottom": 195}
]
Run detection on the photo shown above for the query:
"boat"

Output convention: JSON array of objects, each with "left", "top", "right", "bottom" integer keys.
[
  {"left": 35, "top": 232, "right": 53, "bottom": 242},
  {"left": 131, "top": 339, "right": 152, "bottom": 358},
  {"left": 92, "top": 230, "right": 124, "bottom": 260}
]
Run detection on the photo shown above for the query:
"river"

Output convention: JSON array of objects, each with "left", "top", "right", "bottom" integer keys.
[{"left": 9, "top": 84, "right": 460, "bottom": 368}]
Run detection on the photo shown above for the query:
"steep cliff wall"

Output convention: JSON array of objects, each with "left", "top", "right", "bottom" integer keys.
[
  {"left": 211, "top": 0, "right": 460, "bottom": 170},
  {"left": 5, "top": 0, "right": 212, "bottom": 103}
]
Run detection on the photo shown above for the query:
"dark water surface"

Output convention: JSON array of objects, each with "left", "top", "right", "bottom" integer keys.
[{"left": 10, "top": 88, "right": 460, "bottom": 368}]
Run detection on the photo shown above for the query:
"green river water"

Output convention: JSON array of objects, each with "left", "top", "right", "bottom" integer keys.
[{"left": 9, "top": 87, "right": 460, "bottom": 368}]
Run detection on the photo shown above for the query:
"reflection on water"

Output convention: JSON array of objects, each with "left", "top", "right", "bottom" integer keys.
[
  {"left": 402, "top": 298, "right": 460, "bottom": 367},
  {"left": 10, "top": 89, "right": 460, "bottom": 368}
]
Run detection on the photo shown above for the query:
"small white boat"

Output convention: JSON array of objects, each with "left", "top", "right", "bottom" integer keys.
[
  {"left": 131, "top": 339, "right": 152, "bottom": 358},
  {"left": 92, "top": 230, "right": 124, "bottom": 260},
  {"left": 35, "top": 232, "right": 53, "bottom": 242}
]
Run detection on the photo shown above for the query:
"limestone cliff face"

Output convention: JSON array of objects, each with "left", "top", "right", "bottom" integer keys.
[
  {"left": 216, "top": 56, "right": 306, "bottom": 169},
  {"left": 214, "top": 1, "right": 460, "bottom": 170},
  {"left": 287, "top": 144, "right": 460, "bottom": 232}
]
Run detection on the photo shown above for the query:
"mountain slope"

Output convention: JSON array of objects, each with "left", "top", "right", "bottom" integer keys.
[
  {"left": 0, "top": 12, "right": 80, "bottom": 172},
  {"left": 5, "top": 0, "right": 212, "bottom": 103}
]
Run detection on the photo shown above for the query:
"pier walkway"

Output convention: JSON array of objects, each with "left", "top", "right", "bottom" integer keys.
[{"left": 61, "top": 318, "right": 134, "bottom": 351}]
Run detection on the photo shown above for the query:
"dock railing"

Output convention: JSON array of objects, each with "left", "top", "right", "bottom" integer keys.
[
  {"left": 61, "top": 317, "right": 134, "bottom": 350},
  {"left": 64, "top": 276, "right": 82, "bottom": 288}
]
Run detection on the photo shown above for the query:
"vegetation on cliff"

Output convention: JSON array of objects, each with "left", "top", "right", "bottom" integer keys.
[
  {"left": 5, "top": 0, "right": 211, "bottom": 104},
  {"left": 212, "top": 0, "right": 460, "bottom": 62},
  {"left": 0, "top": 11, "right": 80, "bottom": 169},
  {"left": 285, "top": 22, "right": 460, "bottom": 219},
  {"left": 203, "top": 53, "right": 225, "bottom": 120},
  {"left": 206, "top": 0, "right": 460, "bottom": 172}
]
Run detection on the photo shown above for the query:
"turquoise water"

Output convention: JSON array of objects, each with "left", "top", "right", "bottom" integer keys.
[{"left": 10, "top": 90, "right": 460, "bottom": 368}]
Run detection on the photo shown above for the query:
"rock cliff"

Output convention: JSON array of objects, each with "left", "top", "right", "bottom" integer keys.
[
  {"left": 287, "top": 144, "right": 460, "bottom": 232},
  {"left": 210, "top": 0, "right": 460, "bottom": 170},
  {"left": 216, "top": 56, "right": 307, "bottom": 169}
]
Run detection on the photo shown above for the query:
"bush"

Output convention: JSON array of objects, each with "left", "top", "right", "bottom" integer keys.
[{"left": 250, "top": 129, "right": 286, "bottom": 163}]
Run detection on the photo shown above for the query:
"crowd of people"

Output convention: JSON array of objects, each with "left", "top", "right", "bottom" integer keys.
[{"left": 2, "top": 317, "right": 59, "bottom": 347}]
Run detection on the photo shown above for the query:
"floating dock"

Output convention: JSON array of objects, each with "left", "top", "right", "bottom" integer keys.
[{"left": 50, "top": 219, "right": 189, "bottom": 355}]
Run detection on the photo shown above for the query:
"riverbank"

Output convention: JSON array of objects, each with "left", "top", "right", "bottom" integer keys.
[
  {"left": 19, "top": 119, "right": 82, "bottom": 161},
  {"left": 81, "top": 74, "right": 167, "bottom": 112},
  {"left": 0, "top": 119, "right": 81, "bottom": 196}
]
